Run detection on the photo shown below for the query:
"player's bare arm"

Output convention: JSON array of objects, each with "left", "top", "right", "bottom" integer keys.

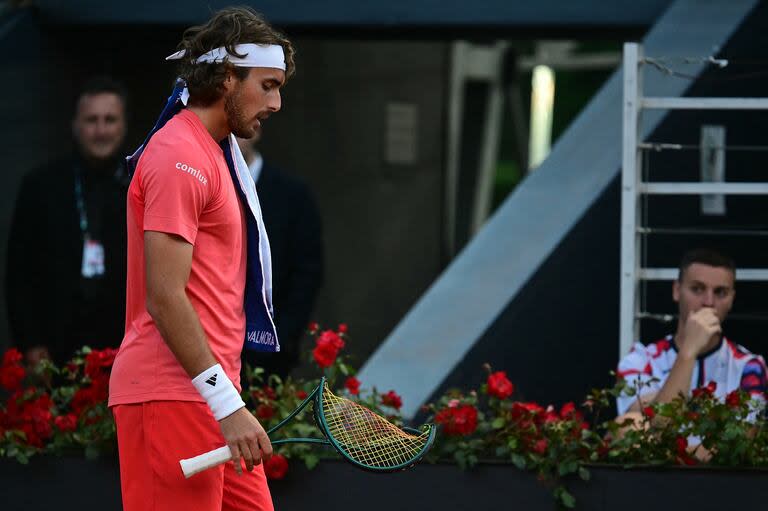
[
  {"left": 144, "top": 231, "right": 213, "bottom": 375},
  {"left": 144, "top": 230, "right": 272, "bottom": 473}
]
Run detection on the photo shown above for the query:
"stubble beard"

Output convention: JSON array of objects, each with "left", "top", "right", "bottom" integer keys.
[{"left": 224, "top": 86, "right": 256, "bottom": 139}]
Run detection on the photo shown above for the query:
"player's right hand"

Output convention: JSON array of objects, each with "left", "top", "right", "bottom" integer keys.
[
  {"left": 218, "top": 407, "right": 273, "bottom": 475},
  {"left": 680, "top": 307, "right": 721, "bottom": 359}
]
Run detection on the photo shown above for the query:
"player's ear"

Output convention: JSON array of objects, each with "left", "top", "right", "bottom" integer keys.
[{"left": 222, "top": 69, "right": 236, "bottom": 93}]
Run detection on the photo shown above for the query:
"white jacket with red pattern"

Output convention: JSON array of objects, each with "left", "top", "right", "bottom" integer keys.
[{"left": 616, "top": 335, "right": 767, "bottom": 415}]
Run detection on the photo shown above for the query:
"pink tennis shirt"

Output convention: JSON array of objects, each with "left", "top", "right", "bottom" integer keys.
[{"left": 109, "top": 109, "right": 247, "bottom": 406}]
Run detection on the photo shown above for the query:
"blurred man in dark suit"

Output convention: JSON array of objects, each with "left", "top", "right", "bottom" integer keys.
[
  {"left": 237, "top": 129, "right": 323, "bottom": 379},
  {"left": 6, "top": 76, "right": 129, "bottom": 365}
]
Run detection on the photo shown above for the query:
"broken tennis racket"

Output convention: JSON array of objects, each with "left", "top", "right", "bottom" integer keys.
[{"left": 180, "top": 377, "right": 435, "bottom": 477}]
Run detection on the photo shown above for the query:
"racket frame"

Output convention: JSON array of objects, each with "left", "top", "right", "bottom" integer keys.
[{"left": 180, "top": 376, "right": 435, "bottom": 477}]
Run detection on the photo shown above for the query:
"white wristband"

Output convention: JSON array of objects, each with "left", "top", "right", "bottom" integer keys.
[{"left": 192, "top": 364, "right": 246, "bottom": 421}]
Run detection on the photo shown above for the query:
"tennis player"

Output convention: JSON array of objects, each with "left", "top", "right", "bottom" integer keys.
[{"left": 108, "top": 7, "right": 294, "bottom": 511}]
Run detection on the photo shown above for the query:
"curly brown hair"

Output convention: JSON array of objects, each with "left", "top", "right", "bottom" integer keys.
[{"left": 174, "top": 6, "right": 295, "bottom": 106}]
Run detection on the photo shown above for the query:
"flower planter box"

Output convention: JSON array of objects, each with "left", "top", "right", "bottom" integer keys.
[
  {"left": 0, "top": 455, "right": 122, "bottom": 510},
  {"left": 2, "top": 457, "right": 767, "bottom": 510},
  {"left": 271, "top": 461, "right": 768, "bottom": 511}
]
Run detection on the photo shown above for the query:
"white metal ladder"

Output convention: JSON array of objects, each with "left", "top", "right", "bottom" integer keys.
[{"left": 619, "top": 42, "right": 768, "bottom": 356}]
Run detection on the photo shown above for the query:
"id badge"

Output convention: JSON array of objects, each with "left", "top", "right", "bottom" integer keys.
[{"left": 81, "top": 239, "right": 105, "bottom": 278}]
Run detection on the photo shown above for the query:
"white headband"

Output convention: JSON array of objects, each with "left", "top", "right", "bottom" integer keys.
[{"left": 166, "top": 43, "right": 286, "bottom": 71}]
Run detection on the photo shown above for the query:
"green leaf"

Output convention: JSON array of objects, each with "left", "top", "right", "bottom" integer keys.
[
  {"left": 491, "top": 417, "right": 505, "bottom": 429},
  {"left": 555, "top": 487, "right": 576, "bottom": 509},
  {"left": 558, "top": 460, "right": 578, "bottom": 476},
  {"left": 510, "top": 453, "right": 526, "bottom": 469},
  {"left": 578, "top": 466, "right": 590, "bottom": 481},
  {"left": 304, "top": 454, "right": 320, "bottom": 470}
]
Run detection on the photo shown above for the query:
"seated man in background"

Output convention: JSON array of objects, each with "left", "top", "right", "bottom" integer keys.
[
  {"left": 6, "top": 76, "right": 129, "bottom": 365},
  {"left": 237, "top": 128, "right": 323, "bottom": 380},
  {"left": 616, "top": 248, "right": 767, "bottom": 417}
]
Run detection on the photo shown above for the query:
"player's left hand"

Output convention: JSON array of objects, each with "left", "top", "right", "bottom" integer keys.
[{"left": 219, "top": 407, "right": 272, "bottom": 474}]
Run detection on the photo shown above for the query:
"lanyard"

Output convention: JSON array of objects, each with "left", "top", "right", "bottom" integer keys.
[{"left": 73, "top": 170, "right": 90, "bottom": 240}]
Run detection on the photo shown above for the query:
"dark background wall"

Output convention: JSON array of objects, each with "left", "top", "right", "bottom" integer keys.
[
  {"left": 251, "top": 39, "right": 449, "bottom": 368},
  {"left": 0, "top": 12, "right": 54, "bottom": 357},
  {"left": 0, "top": 14, "right": 449, "bottom": 364},
  {"left": 427, "top": 3, "right": 768, "bottom": 410}
]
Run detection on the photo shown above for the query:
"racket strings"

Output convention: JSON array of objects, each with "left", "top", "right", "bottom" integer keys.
[{"left": 320, "top": 385, "right": 432, "bottom": 469}]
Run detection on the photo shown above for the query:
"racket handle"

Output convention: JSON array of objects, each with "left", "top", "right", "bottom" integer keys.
[{"left": 180, "top": 446, "right": 232, "bottom": 478}]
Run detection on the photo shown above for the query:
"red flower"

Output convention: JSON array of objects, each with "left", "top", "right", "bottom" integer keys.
[
  {"left": 559, "top": 402, "right": 584, "bottom": 422},
  {"left": 596, "top": 440, "right": 610, "bottom": 458},
  {"left": 486, "top": 371, "right": 514, "bottom": 400},
  {"left": 296, "top": 390, "right": 308, "bottom": 400},
  {"left": 381, "top": 390, "right": 402, "bottom": 410},
  {"left": 2, "top": 348, "right": 23, "bottom": 366},
  {"left": 0, "top": 348, "right": 26, "bottom": 391},
  {"left": 262, "top": 386, "right": 277, "bottom": 401},
  {"left": 256, "top": 404, "right": 275, "bottom": 420},
  {"left": 317, "top": 330, "right": 345, "bottom": 350},
  {"left": 344, "top": 376, "right": 361, "bottom": 396},
  {"left": 435, "top": 404, "right": 478, "bottom": 436},
  {"left": 264, "top": 454, "right": 289, "bottom": 480},
  {"left": 312, "top": 341, "right": 338, "bottom": 368},
  {"left": 307, "top": 322, "right": 319, "bottom": 333},
  {"left": 544, "top": 406, "right": 559, "bottom": 424},
  {"left": 8, "top": 392, "right": 54, "bottom": 447},
  {"left": 84, "top": 348, "right": 118, "bottom": 379},
  {"left": 685, "top": 411, "right": 700, "bottom": 422},
  {"left": 559, "top": 402, "right": 576, "bottom": 418},
  {"left": 71, "top": 377, "right": 109, "bottom": 416},
  {"left": 250, "top": 386, "right": 276, "bottom": 403},
  {"left": 0, "top": 364, "right": 25, "bottom": 392},
  {"left": 642, "top": 406, "right": 655, "bottom": 419},
  {"left": 337, "top": 323, "right": 348, "bottom": 334},
  {"left": 532, "top": 438, "right": 548, "bottom": 454},
  {"left": 510, "top": 402, "right": 544, "bottom": 421},
  {"left": 54, "top": 414, "right": 78, "bottom": 432},
  {"left": 312, "top": 330, "right": 345, "bottom": 368},
  {"left": 19, "top": 423, "right": 42, "bottom": 448},
  {"left": 726, "top": 390, "right": 741, "bottom": 408},
  {"left": 692, "top": 381, "right": 717, "bottom": 398},
  {"left": 521, "top": 402, "right": 544, "bottom": 413}
]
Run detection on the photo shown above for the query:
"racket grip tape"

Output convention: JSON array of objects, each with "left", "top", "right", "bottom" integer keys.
[{"left": 180, "top": 446, "right": 233, "bottom": 478}]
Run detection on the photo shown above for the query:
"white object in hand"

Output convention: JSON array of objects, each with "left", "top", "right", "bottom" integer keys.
[{"left": 179, "top": 445, "right": 233, "bottom": 478}]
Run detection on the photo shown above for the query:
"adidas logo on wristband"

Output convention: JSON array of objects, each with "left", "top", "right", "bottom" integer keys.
[{"left": 192, "top": 364, "right": 245, "bottom": 421}]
